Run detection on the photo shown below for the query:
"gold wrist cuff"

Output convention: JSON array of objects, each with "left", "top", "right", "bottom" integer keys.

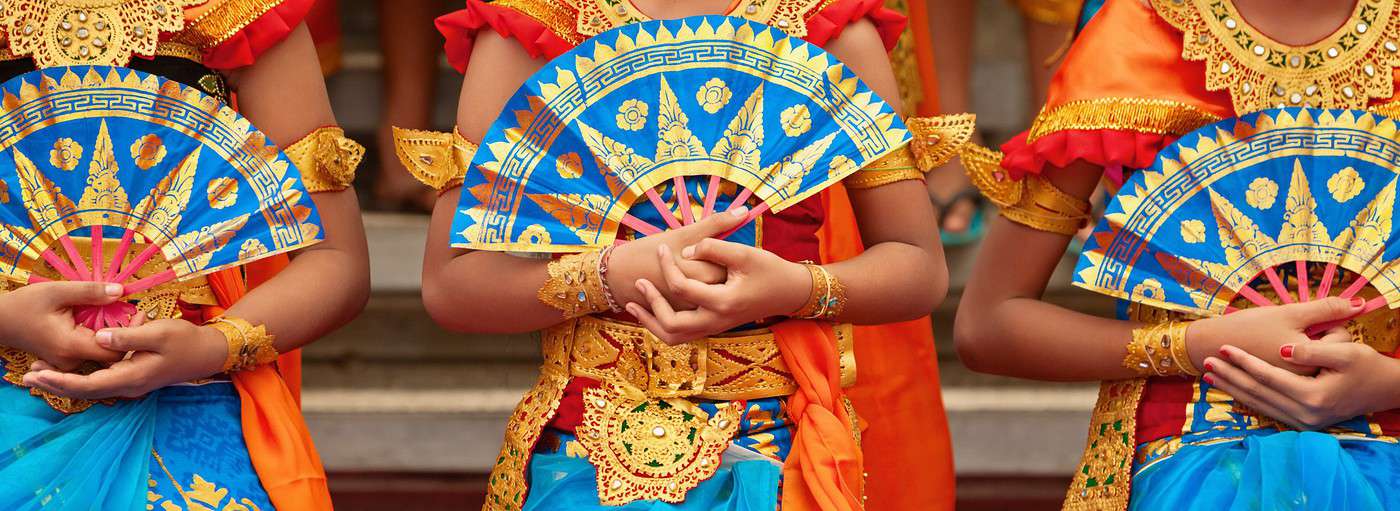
[
  {"left": 284, "top": 127, "right": 366, "bottom": 193},
  {"left": 539, "top": 251, "right": 612, "bottom": 319},
  {"left": 1125, "top": 321, "right": 1198, "bottom": 377},
  {"left": 962, "top": 144, "right": 1091, "bottom": 236},
  {"left": 209, "top": 316, "right": 280, "bottom": 373},
  {"left": 794, "top": 264, "right": 846, "bottom": 320},
  {"left": 392, "top": 127, "right": 479, "bottom": 193}
]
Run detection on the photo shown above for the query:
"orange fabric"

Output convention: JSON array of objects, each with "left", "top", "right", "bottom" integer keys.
[
  {"left": 817, "top": 184, "right": 956, "bottom": 510},
  {"left": 904, "top": 0, "right": 940, "bottom": 117},
  {"left": 773, "top": 319, "right": 865, "bottom": 511},
  {"left": 207, "top": 256, "right": 332, "bottom": 510}
]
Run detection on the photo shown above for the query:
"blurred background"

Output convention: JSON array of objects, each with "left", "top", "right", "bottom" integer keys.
[{"left": 308, "top": 1, "right": 1112, "bottom": 509}]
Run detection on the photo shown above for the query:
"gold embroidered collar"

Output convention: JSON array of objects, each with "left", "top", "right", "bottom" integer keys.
[
  {"left": 571, "top": 0, "right": 830, "bottom": 38},
  {"left": 1154, "top": 0, "right": 1400, "bottom": 113},
  {"left": 1, "top": 0, "right": 200, "bottom": 67}
]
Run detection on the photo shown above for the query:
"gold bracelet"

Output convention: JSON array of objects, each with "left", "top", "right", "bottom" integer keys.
[
  {"left": 538, "top": 251, "right": 612, "bottom": 319},
  {"left": 283, "top": 127, "right": 366, "bottom": 193},
  {"left": 1125, "top": 321, "right": 1196, "bottom": 377},
  {"left": 208, "top": 317, "right": 280, "bottom": 373},
  {"left": 794, "top": 264, "right": 847, "bottom": 320}
]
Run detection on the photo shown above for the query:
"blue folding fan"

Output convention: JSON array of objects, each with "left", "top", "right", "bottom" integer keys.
[
  {"left": 451, "top": 16, "right": 910, "bottom": 252},
  {"left": 1075, "top": 108, "right": 1400, "bottom": 331},
  {"left": 0, "top": 67, "right": 322, "bottom": 329}
]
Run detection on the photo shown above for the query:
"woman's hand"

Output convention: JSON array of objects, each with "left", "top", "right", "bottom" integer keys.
[
  {"left": 0, "top": 281, "right": 127, "bottom": 370},
  {"left": 605, "top": 207, "right": 749, "bottom": 310},
  {"left": 22, "top": 318, "right": 228, "bottom": 400},
  {"left": 1185, "top": 297, "right": 1365, "bottom": 375},
  {"left": 1201, "top": 335, "right": 1400, "bottom": 431},
  {"left": 626, "top": 237, "right": 810, "bottom": 345}
]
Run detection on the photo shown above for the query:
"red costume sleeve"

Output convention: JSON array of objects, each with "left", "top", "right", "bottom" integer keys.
[
  {"left": 173, "top": 0, "right": 317, "bottom": 70},
  {"left": 804, "top": 0, "right": 906, "bottom": 51},
  {"left": 437, "top": 0, "right": 579, "bottom": 73}
]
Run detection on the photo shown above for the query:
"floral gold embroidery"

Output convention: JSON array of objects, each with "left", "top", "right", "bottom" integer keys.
[
  {"left": 1153, "top": 0, "right": 1400, "bottom": 113},
  {"left": 238, "top": 238, "right": 266, "bottom": 259},
  {"left": 1029, "top": 98, "right": 1222, "bottom": 142},
  {"left": 780, "top": 104, "right": 812, "bottom": 136},
  {"left": 206, "top": 177, "right": 238, "bottom": 209},
  {"left": 1180, "top": 219, "right": 1207, "bottom": 244},
  {"left": 150, "top": 449, "right": 263, "bottom": 511},
  {"left": 1245, "top": 177, "right": 1279, "bottom": 209},
  {"left": 519, "top": 224, "right": 551, "bottom": 244},
  {"left": 50, "top": 138, "right": 82, "bottom": 171},
  {"left": 1329, "top": 166, "right": 1365, "bottom": 203},
  {"left": 1, "top": 0, "right": 199, "bottom": 67},
  {"left": 1132, "top": 278, "right": 1167, "bottom": 302},
  {"left": 130, "top": 133, "right": 167, "bottom": 170},
  {"left": 696, "top": 77, "right": 731, "bottom": 114},
  {"left": 616, "top": 98, "right": 649, "bottom": 131},
  {"left": 556, "top": 152, "right": 584, "bottom": 179}
]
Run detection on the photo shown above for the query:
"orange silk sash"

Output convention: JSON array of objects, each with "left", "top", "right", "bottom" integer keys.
[
  {"left": 774, "top": 319, "right": 866, "bottom": 511},
  {"left": 207, "top": 257, "right": 333, "bottom": 510}
]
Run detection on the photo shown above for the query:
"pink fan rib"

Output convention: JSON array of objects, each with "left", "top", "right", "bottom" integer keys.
[
  {"left": 1307, "top": 295, "right": 1389, "bottom": 336},
  {"left": 727, "top": 188, "right": 755, "bottom": 213},
  {"left": 58, "top": 235, "right": 90, "bottom": 280},
  {"left": 106, "top": 230, "right": 136, "bottom": 281},
  {"left": 701, "top": 175, "right": 722, "bottom": 219},
  {"left": 720, "top": 203, "right": 770, "bottom": 240},
  {"left": 1234, "top": 285, "right": 1276, "bottom": 307},
  {"left": 1263, "top": 267, "right": 1294, "bottom": 304},
  {"left": 27, "top": 274, "right": 52, "bottom": 284},
  {"left": 1318, "top": 262, "right": 1338, "bottom": 297},
  {"left": 1339, "top": 276, "right": 1370, "bottom": 300},
  {"left": 40, "top": 249, "right": 82, "bottom": 280},
  {"left": 112, "top": 243, "right": 163, "bottom": 284},
  {"left": 123, "top": 269, "right": 176, "bottom": 295},
  {"left": 622, "top": 214, "right": 663, "bottom": 236},
  {"left": 91, "top": 226, "right": 104, "bottom": 280},
  {"left": 673, "top": 177, "right": 694, "bottom": 225},
  {"left": 1295, "top": 261, "right": 1310, "bottom": 302},
  {"left": 75, "top": 307, "right": 98, "bottom": 327},
  {"left": 645, "top": 189, "right": 682, "bottom": 229}
]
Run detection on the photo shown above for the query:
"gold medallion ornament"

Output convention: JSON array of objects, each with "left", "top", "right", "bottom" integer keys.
[
  {"left": 1154, "top": 0, "right": 1400, "bottom": 113},
  {"left": 0, "top": 0, "right": 202, "bottom": 68},
  {"left": 577, "top": 382, "right": 744, "bottom": 505}
]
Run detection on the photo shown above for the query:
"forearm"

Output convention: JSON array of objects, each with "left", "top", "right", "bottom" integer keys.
[
  {"left": 957, "top": 292, "right": 1141, "bottom": 381},
  {"left": 824, "top": 241, "right": 944, "bottom": 324},
  {"left": 422, "top": 250, "right": 566, "bottom": 334}
]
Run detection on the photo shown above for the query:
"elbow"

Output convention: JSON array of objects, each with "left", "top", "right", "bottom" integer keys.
[
  {"left": 953, "top": 306, "right": 1002, "bottom": 375},
  {"left": 421, "top": 275, "right": 475, "bottom": 333}
]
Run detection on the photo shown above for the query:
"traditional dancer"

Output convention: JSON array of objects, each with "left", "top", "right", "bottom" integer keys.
[
  {"left": 0, "top": 1, "right": 368, "bottom": 509},
  {"left": 958, "top": 0, "right": 1400, "bottom": 509}
]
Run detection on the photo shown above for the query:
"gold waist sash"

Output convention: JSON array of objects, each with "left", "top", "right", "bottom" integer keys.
[{"left": 568, "top": 315, "right": 856, "bottom": 401}]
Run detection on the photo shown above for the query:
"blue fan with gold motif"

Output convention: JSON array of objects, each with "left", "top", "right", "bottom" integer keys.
[
  {"left": 1075, "top": 108, "right": 1400, "bottom": 330},
  {"left": 0, "top": 67, "right": 322, "bottom": 329},
  {"left": 452, "top": 16, "right": 909, "bottom": 251}
]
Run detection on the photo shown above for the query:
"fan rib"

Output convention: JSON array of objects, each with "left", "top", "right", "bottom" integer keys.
[
  {"left": 124, "top": 269, "right": 176, "bottom": 295},
  {"left": 107, "top": 230, "right": 137, "bottom": 281},
  {"left": 41, "top": 249, "right": 82, "bottom": 281},
  {"left": 702, "top": 175, "right": 722, "bottom": 219},
  {"left": 58, "top": 236, "right": 90, "bottom": 280},
  {"left": 645, "top": 189, "right": 682, "bottom": 229},
  {"left": 721, "top": 203, "right": 770, "bottom": 240},
  {"left": 1264, "top": 267, "right": 1294, "bottom": 304},
  {"left": 1339, "top": 276, "right": 1370, "bottom": 300},
  {"left": 728, "top": 188, "right": 755, "bottom": 213},
  {"left": 113, "top": 243, "right": 164, "bottom": 284},
  {"left": 1318, "top": 262, "right": 1338, "bottom": 297},
  {"left": 1296, "top": 261, "right": 1310, "bottom": 302},
  {"left": 1235, "top": 285, "right": 1276, "bottom": 307},
  {"left": 92, "top": 226, "right": 104, "bottom": 280},
  {"left": 622, "top": 214, "right": 663, "bottom": 236},
  {"left": 674, "top": 177, "right": 695, "bottom": 225}
]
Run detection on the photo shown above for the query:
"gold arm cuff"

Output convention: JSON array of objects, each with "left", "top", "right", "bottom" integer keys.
[
  {"left": 962, "top": 143, "right": 1091, "bottom": 236},
  {"left": 1124, "top": 321, "right": 1197, "bottom": 377},
  {"left": 844, "top": 146, "right": 922, "bottom": 189},
  {"left": 1027, "top": 98, "right": 1222, "bottom": 143},
  {"left": 209, "top": 316, "right": 279, "bottom": 373},
  {"left": 392, "top": 127, "right": 479, "bottom": 193},
  {"left": 539, "top": 251, "right": 612, "bottom": 320},
  {"left": 906, "top": 113, "right": 977, "bottom": 171},
  {"left": 283, "top": 127, "right": 365, "bottom": 193}
]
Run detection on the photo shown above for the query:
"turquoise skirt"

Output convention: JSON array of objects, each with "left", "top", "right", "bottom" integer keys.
[
  {"left": 1130, "top": 431, "right": 1400, "bottom": 511},
  {"left": 0, "top": 382, "right": 275, "bottom": 510}
]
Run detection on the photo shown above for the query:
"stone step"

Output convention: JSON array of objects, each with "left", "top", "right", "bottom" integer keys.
[{"left": 303, "top": 384, "right": 1095, "bottom": 474}]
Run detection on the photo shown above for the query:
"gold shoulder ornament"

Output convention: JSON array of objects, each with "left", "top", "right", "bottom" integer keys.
[
  {"left": 1154, "top": 0, "right": 1400, "bottom": 113},
  {"left": 283, "top": 126, "right": 365, "bottom": 193},
  {"left": 392, "top": 127, "right": 479, "bottom": 193},
  {"left": 962, "top": 143, "right": 1091, "bottom": 236},
  {"left": 1, "top": 0, "right": 201, "bottom": 68}
]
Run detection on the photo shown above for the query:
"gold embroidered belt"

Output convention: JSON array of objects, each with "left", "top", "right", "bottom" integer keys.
[{"left": 568, "top": 315, "right": 856, "bottom": 401}]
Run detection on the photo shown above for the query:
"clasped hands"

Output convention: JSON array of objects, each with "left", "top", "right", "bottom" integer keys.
[
  {"left": 1185, "top": 296, "right": 1400, "bottom": 431},
  {"left": 0, "top": 281, "right": 229, "bottom": 401},
  {"left": 605, "top": 206, "right": 813, "bottom": 346}
]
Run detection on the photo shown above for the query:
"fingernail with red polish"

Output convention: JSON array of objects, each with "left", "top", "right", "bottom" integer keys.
[
  {"left": 1203, "top": 361, "right": 1215, "bottom": 372},
  {"left": 1351, "top": 297, "right": 1365, "bottom": 307},
  {"left": 1280, "top": 345, "right": 1294, "bottom": 358},
  {"left": 1218, "top": 348, "right": 1231, "bottom": 360},
  {"left": 1203, "top": 374, "right": 1216, "bottom": 385}
]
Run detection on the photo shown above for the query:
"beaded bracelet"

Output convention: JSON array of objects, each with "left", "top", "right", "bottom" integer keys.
[
  {"left": 794, "top": 263, "right": 846, "bottom": 320},
  {"left": 1124, "top": 321, "right": 1199, "bottom": 377},
  {"left": 208, "top": 316, "right": 280, "bottom": 373}
]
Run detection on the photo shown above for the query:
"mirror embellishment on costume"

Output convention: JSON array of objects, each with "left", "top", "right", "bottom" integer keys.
[{"left": 0, "top": 0, "right": 202, "bottom": 67}]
